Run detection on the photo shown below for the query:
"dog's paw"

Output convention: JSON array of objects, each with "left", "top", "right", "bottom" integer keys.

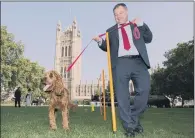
[
  {"left": 50, "top": 126, "right": 57, "bottom": 131},
  {"left": 63, "top": 126, "right": 70, "bottom": 131}
]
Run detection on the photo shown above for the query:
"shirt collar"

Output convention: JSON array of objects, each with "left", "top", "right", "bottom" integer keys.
[{"left": 118, "top": 21, "right": 130, "bottom": 27}]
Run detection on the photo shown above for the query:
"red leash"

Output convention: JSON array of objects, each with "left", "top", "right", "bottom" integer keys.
[
  {"left": 99, "top": 21, "right": 140, "bottom": 39},
  {"left": 66, "top": 21, "right": 140, "bottom": 72},
  {"left": 66, "top": 39, "right": 93, "bottom": 72}
]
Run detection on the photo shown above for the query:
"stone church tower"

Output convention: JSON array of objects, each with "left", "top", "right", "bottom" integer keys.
[{"left": 54, "top": 18, "right": 82, "bottom": 100}]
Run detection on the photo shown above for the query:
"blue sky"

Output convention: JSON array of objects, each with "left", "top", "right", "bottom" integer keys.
[{"left": 1, "top": 2, "right": 193, "bottom": 82}]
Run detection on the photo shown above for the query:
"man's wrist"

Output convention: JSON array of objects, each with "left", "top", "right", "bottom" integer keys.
[{"left": 97, "top": 39, "right": 103, "bottom": 46}]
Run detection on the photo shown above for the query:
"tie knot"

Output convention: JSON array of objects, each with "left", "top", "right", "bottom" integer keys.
[
  {"left": 120, "top": 22, "right": 131, "bottom": 28},
  {"left": 120, "top": 23, "right": 126, "bottom": 27}
]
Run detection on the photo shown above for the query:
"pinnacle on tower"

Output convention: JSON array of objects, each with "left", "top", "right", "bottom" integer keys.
[
  {"left": 58, "top": 20, "right": 61, "bottom": 26},
  {"left": 73, "top": 17, "right": 77, "bottom": 24},
  {"left": 57, "top": 20, "right": 62, "bottom": 31}
]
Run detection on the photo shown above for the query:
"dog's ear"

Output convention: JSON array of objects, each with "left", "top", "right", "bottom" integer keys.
[{"left": 49, "top": 72, "right": 54, "bottom": 78}]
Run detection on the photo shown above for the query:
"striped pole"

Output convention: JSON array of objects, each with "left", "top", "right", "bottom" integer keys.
[
  {"left": 102, "top": 69, "right": 106, "bottom": 121},
  {"left": 106, "top": 32, "right": 117, "bottom": 133},
  {"left": 98, "top": 76, "right": 103, "bottom": 115}
]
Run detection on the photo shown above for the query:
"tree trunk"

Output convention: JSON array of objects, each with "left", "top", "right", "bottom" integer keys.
[
  {"left": 182, "top": 98, "right": 185, "bottom": 107},
  {"left": 171, "top": 96, "right": 176, "bottom": 107}
]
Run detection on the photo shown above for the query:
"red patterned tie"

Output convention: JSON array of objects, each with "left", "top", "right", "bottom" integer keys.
[{"left": 121, "top": 24, "right": 131, "bottom": 50}]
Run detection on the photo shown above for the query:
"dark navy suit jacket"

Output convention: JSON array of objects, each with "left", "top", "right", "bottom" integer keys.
[{"left": 99, "top": 22, "right": 153, "bottom": 69}]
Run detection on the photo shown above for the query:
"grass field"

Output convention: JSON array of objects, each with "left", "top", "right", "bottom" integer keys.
[{"left": 1, "top": 106, "right": 194, "bottom": 138}]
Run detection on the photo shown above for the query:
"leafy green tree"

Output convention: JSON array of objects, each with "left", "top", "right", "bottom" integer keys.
[
  {"left": 150, "top": 39, "right": 194, "bottom": 106},
  {"left": 1, "top": 26, "right": 45, "bottom": 99},
  {"left": 1, "top": 26, "right": 24, "bottom": 91}
]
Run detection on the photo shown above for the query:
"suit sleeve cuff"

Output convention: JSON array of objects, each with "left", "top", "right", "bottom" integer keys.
[{"left": 98, "top": 39, "right": 103, "bottom": 46}]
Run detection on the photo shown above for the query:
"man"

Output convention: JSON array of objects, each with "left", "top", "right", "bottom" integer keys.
[
  {"left": 93, "top": 3, "right": 152, "bottom": 137},
  {"left": 14, "top": 87, "right": 21, "bottom": 107}
]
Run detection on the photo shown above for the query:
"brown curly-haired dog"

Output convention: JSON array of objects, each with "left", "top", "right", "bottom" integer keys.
[{"left": 42, "top": 70, "right": 70, "bottom": 131}]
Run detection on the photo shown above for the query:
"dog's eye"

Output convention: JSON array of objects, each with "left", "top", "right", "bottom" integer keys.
[
  {"left": 49, "top": 73, "right": 53, "bottom": 78},
  {"left": 43, "top": 77, "right": 47, "bottom": 80}
]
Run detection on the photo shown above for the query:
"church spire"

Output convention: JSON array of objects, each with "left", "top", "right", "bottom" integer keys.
[
  {"left": 57, "top": 20, "right": 62, "bottom": 31},
  {"left": 58, "top": 20, "right": 61, "bottom": 26},
  {"left": 73, "top": 17, "right": 77, "bottom": 24}
]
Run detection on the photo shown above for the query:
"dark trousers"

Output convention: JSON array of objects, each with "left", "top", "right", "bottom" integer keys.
[
  {"left": 113, "top": 57, "right": 150, "bottom": 129},
  {"left": 15, "top": 98, "right": 21, "bottom": 107}
]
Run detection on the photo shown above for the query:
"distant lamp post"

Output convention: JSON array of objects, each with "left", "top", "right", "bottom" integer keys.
[
  {"left": 0, "top": 73, "right": 3, "bottom": 83},
  {"left": 97, "top": 76, "right": 101, "bottom": 95},
  {"left": 26, "top": 78, "right": 30, "bottom": 89}
]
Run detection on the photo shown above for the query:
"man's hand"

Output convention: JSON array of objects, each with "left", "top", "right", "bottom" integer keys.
[
  {"left": 92, "top": 36, "right": 101, "bottom": 43},
  {"left": 132, "top": 18, "right": 143, "bottom": 26},
  {"left": 132, "top": 18, "right": 141, "bottom": 24}
]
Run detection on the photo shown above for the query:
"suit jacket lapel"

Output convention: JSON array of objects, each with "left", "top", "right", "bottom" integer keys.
[
  {"left": 113, "top": 24, "right": 119, "bottom": 40},
  {"left": 130, "top": 23, "right": 136, "bottom": 43},
  {"left": 114, "top": 24, "right": 119, "bottom": 51},
  {"left": 109, "top": 24, "right": 119, "bottom": 51}
]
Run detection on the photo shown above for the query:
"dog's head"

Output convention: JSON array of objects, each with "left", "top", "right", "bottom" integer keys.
[{"left": 42, "top": 70, "right": 64, "bottom": 93}]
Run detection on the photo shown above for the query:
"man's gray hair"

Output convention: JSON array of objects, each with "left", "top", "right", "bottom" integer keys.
[{"left": 113, "top": 3, "right": 128, "bottom": 12}]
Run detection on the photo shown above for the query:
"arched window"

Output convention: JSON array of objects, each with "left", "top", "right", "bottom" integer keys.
[
  {"left": 64, "top": 67, "right": 66, "bottom": 78},
  {"left": 65, "top": 46, "right": 67, "bottom": 56},
  {"left": 60, "top": 67, "right": 63, "bottom": 77},
  {"left": 68, "top": 46, "right": 71, "bottom": 56},
  {"left": 67, "top": 71, "right": 70, "bottom": 78},
  {"left": 61, "top": 47, "right": 64, "bottom": 57}
]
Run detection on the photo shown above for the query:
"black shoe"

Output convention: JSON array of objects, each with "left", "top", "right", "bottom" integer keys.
[
  {"left": 124, "top": 127, "right": 135, "bottom": 137},
  {"left": 134, "top": 125, "right": 144, "bottom": 134}
]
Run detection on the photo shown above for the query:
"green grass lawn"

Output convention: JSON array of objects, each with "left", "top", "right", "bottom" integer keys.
[{"left": 1, "top": 106, "right": 194, "bottom": 138}]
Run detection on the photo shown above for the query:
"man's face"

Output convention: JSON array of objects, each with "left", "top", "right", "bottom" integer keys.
[{"left": 114, "top": 6, "right": 128, "bottom": 24}]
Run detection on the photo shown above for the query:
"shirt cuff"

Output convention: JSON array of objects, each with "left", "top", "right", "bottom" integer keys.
[{"left": 98, "top": 39, "right": 103, "bottom": 46}]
